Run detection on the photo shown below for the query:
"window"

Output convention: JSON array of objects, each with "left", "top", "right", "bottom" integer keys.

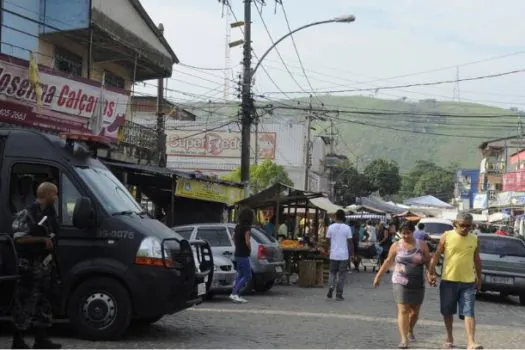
[
  {"left": 422, "top": 223, "right": 453, "bottom": 235},
  {"left": 10, "top": 163, "right": 58, "bottom": 213},
  {"left": 173, "top": 228, "right": 194, "bottom": 241},
  {"left": 1, "top": 0, "right": 40, "bottom": 60},
  {"left": 480, "top": 237, "right": 525, "bottom": 257},
  {"left": 75, "top": 166, "right": 142, "bottom": 214},
  {"left": 228, "top": 226, "right": 277, "bottom": 243},
  {"left": 60, "top": 173, "right": 82, "bottom": 226},
  {"left": 251, "top": 227, "right": 277, "bottom": 244},
  {"left": 105, "top": 71, "right": 125, "bottom": 89},
  {"left": 196, "top": 228, "right": 231, "bottom": 247},
  {"left": 55, "top": 47, "right": 83, "bottom": 76}
]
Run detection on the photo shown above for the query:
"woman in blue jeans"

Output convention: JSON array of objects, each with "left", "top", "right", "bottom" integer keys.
[{"left": 230, "top": 208, "right": 254, "bottom": 303}]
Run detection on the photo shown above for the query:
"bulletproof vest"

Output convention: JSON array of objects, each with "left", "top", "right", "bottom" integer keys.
[{"left": 15, "top": 202, "right": 55, "bottom": 260}]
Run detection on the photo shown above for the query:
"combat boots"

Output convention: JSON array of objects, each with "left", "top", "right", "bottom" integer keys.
[
  {"left": 32, "top": 327, "right": 61, "bottom": 349},
  {"left": 11, "top": 330, "right": 30, "bottom": 349}
]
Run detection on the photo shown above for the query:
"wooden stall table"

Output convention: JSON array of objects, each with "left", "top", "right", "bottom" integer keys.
[{"left": 280, "top": 245, "right": 327, "bottom": 287}]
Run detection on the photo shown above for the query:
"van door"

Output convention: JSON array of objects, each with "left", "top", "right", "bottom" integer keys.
[{"left": 56, "top": 171, "right": 98, "bottom": 275}]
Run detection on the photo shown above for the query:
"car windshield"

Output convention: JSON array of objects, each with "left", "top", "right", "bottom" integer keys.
[
  {"left": 423, "top": 223, "right": 454, "bottom": 235},
  {"left": 480, "top": 236, "right": 525, "bottom": 257},
  {"left": 75, "top": 166, "right": 143, "bottom": 215}
]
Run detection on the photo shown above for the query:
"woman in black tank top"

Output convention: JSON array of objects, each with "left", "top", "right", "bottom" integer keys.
[{"left": 230, "top": 208, "right": 254, "bottom": 303}]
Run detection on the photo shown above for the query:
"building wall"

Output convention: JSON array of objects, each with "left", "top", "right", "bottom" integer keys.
[
  {"left": 91, "top": 0, "right": 171, "bottom": 59},
  {"left": 455, "top": 169, "right": 479, "bottom": 209},
  {"left": 1, "top": 0, "right": 90, "bottom": 61},
  {"left": 163, "top": 118, "right": 328, "bottom": 191}
]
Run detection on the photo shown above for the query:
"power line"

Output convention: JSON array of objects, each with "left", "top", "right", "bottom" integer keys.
[
  {"left": 279, "top": 1, "right": 322, "bottom": 105},
  {"left": 262, "top": 68, "right": 525, "bottom": 95},
  {"left": 253, "top": 1, "right": 309, "bottom": 97}
]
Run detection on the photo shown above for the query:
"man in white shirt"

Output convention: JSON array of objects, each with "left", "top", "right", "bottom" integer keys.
[{"left": 326, "top": 209, "right": 353, "bottom": 301}]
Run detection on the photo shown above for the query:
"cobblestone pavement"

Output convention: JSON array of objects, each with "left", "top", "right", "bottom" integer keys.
[{"left": 1, "top": 271, "right": 524, "bottom": 348}]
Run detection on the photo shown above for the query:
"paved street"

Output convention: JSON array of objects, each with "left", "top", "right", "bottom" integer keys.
[{"left": 1, "top": 271, "right": 524, "bottom": 349}]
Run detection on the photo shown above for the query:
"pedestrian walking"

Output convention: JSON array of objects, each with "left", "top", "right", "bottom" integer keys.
[
  {"left": 230, "top": 208, "right": 255, "bottom": 304},
  {"left": 373, "top": 221, "right": 433, "bottom": 349},
  {"left": 326, "top": 209, "right": 353, "bottom": 301},
  {"left": 11, "top": 182, "right": 61, "bottom": 349},
  {"left": 429, "top": 211, "right": 483, "bottom": 350},
  {"left": 414, "top": 223, "right": 430, "bottom": 241}
]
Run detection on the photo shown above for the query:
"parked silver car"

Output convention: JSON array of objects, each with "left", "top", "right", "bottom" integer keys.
[
  {"left": 173, "top": 223, "right": 285, "bottom": 294},
  {"left": 478, "top": 234, "right": 525, "bottom": 305},
  {"left": 172, "top": 225, "right": 236, "bottom": 296}
]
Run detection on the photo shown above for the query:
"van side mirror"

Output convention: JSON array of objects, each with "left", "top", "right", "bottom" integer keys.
[{"left": 73, "top": 197, "right": 94, "bottom": 229}]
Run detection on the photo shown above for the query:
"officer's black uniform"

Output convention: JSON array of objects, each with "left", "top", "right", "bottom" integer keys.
[{"left": 11, "top": 201, "right": 61, "bottom": 349}]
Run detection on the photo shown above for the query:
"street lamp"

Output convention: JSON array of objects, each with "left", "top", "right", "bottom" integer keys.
[
  {"left": 251, "top": 15, "right": 356, "bottom": 78},
  {"left": 240, "top": 14, "right": 357, "bottom": 195}
]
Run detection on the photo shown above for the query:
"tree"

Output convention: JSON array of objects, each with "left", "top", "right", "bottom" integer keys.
[
  {"left": 222, "top": 159, "right": 293, "bottom": 193},
  {"left": 332, "top": 160, "right": 370, "bottom": 205},
  {"left": 363, "top": 159, "right": 402, "bottom": 196},
  {"left": 401, "top": 161, "right": 455, "bottom": 201}
]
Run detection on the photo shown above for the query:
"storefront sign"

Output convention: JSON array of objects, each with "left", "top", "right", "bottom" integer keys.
[
  {"left": 503, "top": 171, "right": 525, "bottom": 192},
  {"left": 0, "top": 54, "right": 129, "bottom": 139},
  {"left": 175, "top": 178, "right": 244, "bottom": 206},
  {"left": 166, "top": 130, "right": 276, "bottom": 159}
]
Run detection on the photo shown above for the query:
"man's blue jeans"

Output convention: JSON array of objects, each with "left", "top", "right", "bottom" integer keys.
[{"left": 233, "top": 257, "right": 252, "bottom": 295}]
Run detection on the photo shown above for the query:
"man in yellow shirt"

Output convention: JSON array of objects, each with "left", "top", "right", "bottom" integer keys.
[{"left": 429, "top": 212, "right": 482, "bottom": 350}]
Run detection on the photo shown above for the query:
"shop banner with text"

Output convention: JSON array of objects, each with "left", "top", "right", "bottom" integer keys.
[
  {"left": 0, "top": 55, "right": 129, "bottom": 139},
  {"left": 175, "top": 178, "right": 244, "bottom": 206}
]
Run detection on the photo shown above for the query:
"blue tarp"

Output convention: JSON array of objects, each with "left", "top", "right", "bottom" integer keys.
[{"left": 404, "top": 195, "right": 454, "bottom": 209}]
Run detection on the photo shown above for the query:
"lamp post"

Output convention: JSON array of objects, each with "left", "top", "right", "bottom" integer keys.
[{"left": 239, "top": 12, "right": 356, "bottom": 196}]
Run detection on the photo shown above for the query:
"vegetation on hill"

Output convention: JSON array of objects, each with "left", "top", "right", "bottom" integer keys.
[{"left": 184, "top": 95, "right": 520, "bottom": 169}]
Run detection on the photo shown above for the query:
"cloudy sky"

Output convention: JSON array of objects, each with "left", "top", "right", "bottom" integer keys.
[{"left": 139, "top": 0, "right": 525, "bottom": 110}]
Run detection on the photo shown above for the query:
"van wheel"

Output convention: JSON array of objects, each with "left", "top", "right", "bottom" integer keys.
[{"left": 67, "top": 277, "right": 132, "bottom": 340}]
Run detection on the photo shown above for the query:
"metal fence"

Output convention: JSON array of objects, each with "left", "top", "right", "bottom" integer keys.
[{"left": 118, "top": 120, "right": 158, "bottom": 151}]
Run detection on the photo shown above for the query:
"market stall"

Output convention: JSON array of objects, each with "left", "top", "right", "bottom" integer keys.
[{"left": 235, "top": 183, "right": 332, "bottom": 287}]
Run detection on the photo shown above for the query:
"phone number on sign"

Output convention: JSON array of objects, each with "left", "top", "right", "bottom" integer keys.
[{"left": 0, "top": 108, "right": 27, "bottom": 121}]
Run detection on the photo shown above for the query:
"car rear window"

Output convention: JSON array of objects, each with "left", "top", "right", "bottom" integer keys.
[
  {"left": 172, "top": 228, "right": 193, "bottom": 240},
  {"left": 196, "top": 227, "right": 231, "bottom": 247},
  {"left": 251, "top": 227, "right": 277, "bottom": 244},
  {"left": 423, "top": 223, "right": 453, "bottom": 235},
  {"left": 479, "top": 236, "right": 525, "bottom": 257},
  {"left": 227, "top": 226, "right": 277, "bottom": 244}
]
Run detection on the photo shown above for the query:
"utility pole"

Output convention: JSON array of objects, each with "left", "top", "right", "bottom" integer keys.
[
  {"left": 329, "top": 118, "right": 335, "bottom": 200},
  {"left": 254, "top": 116, "right": 259, "bottom": 165},
  {"left": 304, "top": 94, "right": 313, "bottom": 191},
  {"left": 240, "top": 0, "right": 253, "bottom": 194},
  {"left": 223, "top": 2, "right": 232, "bottom": 100},
  {"left": 156, "top": 23, "right": 166, "bottom": 167}
]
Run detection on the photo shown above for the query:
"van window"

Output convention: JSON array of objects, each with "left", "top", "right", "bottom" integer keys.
[
  {"left": 196, "top": 227, "right": 231, "bottom": 247},
  {"left": 75, "top": 166, "right": 142, "bottom": 214},
  {"left": 480, "top": 237, "right": 525, "bottom": 257},
  {"left": 9, "top": 163, "right": 59, "bottom": 213},
  {"left": 422, "top": 223, "right": 453, "bottom": 235},
  {"left": 60, "top": 173, "right": 82, "bottom": 226}
]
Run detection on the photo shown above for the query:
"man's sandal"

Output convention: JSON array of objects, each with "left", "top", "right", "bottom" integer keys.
[
  {"left": 398, "top": 343, "right": 408, "bottom": 349},
  {"left": 467, "top": 344, "right": 483, "bottom": 350},
  {"left": 443, "top": 341, "right": 454, "bottom": 349}
]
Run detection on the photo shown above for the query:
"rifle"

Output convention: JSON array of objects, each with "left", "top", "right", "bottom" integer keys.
[{"left": 38, "top": 217, "right": 62, "bottom": 286}]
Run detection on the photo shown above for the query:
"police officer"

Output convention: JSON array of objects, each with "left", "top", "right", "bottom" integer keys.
[{"left": 11, "top": 182, "right": 61, "bottom": 349}]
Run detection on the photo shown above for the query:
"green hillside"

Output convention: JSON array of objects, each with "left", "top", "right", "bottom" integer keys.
[
  {"left": 306, "top": 95, "right": 517, "bottom": 170},
  {"left": 184, "top": 96, "right": 519, "bottom": 170}
]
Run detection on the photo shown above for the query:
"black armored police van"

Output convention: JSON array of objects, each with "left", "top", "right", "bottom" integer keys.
[{"left": 0, "top": 128, "right": 213, "bottom": 340}]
